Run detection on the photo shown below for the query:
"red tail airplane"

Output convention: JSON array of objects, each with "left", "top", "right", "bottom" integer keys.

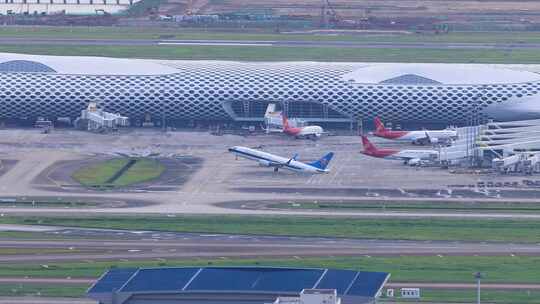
[
  {"left": 373, "top": 117, "right": 457, "bottom": 145},
  {"left": 282, "top": 115, "right": 324, "bottom": 140},
  {"left": 361, "top": 135, "right": 438, "bottom": 166}
]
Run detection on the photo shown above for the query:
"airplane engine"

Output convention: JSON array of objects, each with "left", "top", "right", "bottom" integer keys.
[
  {"left": 407, "top": 158, "right": 422, "bottom": 166},
  {"left": 258, "top": 160, "right": 271, "bottom": 167}
]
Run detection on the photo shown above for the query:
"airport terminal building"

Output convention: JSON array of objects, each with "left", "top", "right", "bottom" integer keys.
[{"left": 2, "top": 52, "right": 540, "bottom": 125}]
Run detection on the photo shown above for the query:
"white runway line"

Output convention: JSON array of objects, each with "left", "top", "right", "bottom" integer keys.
[{"left": 158, "top": 42, "right": 275, "bottom": 47}]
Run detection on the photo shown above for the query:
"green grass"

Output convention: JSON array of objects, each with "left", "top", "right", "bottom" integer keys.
[
  {"left": 71, "top": 158, "right": 164, "bottom": 187},
  {"left": 0, "top": 283, "right": 89, "bottom": 298},
  {"left": 0, "top": 248, "right": 81, "bottom": 255},
  {"left": 1, "top": 256, "right": 539, "bottom": 284},
  {"left": 383, "top": 289, "right": 540, "bottom": 304},
  {"left": 0, "top": 44, "right": 539, "bottom": 63},
  {"left": 1, "top": 215, "right": 539, "bottom": 243},
  {"left": 71, "top": 158, "right": 128, "bottom": 186},
  {"left": 3, "top": 26, "right": 540, "bottom": 44},
  {"left": 113, "top": 158, "right": 165, "bottom": 186},
  {"left": 0, "top": 285, "right": 538, "bottom": 303},
  {"left": 270, "top": 200, "right": 540, "bottom": 213},
  {"left": 0, "top": 283, "right": 538, "bottom": 302}
]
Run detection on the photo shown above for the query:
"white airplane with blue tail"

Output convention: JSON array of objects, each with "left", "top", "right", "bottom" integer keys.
[{"left": 228, "top": 146, "right": 334, "bottom": 174}]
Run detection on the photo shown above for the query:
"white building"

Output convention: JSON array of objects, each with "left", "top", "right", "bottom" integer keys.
[
  {"left": 0, "top": 0, "right": 140, "bottom": 15},
  {"left": 1, "top": 52, "right": 540, "bottom": 124}
]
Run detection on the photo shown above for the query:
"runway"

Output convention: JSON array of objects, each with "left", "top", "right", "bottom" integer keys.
[
  {"left": 0, "top": 225, "right": 539, "bottom": 263},
  {"left": 1, "top": 37, "right": 539, "bottom": 50}
]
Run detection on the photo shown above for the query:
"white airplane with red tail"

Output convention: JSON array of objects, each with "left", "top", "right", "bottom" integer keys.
[
  {"left": 373, "top": 117, "right": 457, "bottom": 145},
  {"left": 282, "top": 115, "right": 324, "bottom": 140},
  {"left": 360, "top": 135, "right": 438, "bottom": 166}
]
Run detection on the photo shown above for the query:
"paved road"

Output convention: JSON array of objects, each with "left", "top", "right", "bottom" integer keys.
[
  {"left": 1, "top": 37, "right": 539, "bottom": 50},
  {"left": 2, "top": 277, "right": 540, "bottom": 290},
  {"left": 0, "top": 226, "right": 539, "bottom": 262}
]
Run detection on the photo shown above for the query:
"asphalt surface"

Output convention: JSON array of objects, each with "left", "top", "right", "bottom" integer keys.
[
  {"left": 1, "top": 129, "right": 540, "bottom": 217},
  {"left": 1, "top": 37, "right": 539, "bottom": 50},
  {"left": 1, "top": 277, "right": 539, "bottom": 290},
  {"left": 0, "top": 225, "right": 539, "bottom": 263}
]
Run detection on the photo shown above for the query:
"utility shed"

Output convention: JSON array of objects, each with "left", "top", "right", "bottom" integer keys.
[{"left": 87, "top": 266, "right": 390, "bottom": 304}]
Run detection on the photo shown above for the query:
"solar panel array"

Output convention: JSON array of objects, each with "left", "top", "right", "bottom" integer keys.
[
  {"left": 88, "top": 268, "right": 138, "bottom": 293},
  {"left": 0, "top": 60, "right": 57, "bottom": 73},
  {"left": 1, "top": 60, "right": 536, "bottom": 123},
  {"left": 88, "top": 267, "right": 389, "bottom": 298}
]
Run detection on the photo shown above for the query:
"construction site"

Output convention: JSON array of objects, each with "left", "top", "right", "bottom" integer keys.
[{"left": 2, "top": 0, "right": 540, "bottom": 31}]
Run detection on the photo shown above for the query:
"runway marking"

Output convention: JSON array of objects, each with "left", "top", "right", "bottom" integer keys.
[{"left": 158, "top": 42, "right": 274, "bottom": 47}]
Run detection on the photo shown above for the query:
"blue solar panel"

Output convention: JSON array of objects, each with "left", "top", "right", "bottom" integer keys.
[
  {"left": 88, "top": 266, "right": 390, "bottom": 300},
  {"left": 380, "top": 74, "right": 441, "bottom": 85},
  {"left": 88, "top": 268, "right": 138, "bottom": 293},
  {"left": 186, "top": 268, "right": 324, "bottom": 292},
  {"left": 252, "top": 269, "right": 323, "bottom": 292},
  {"left": 0, "top": 60, "right": 57, "bottom": 73},
  {"left": 121, "top": 267, "right": 200, "bottom": 292},
  {"left": 315, "top": 270, "right": 358, "bottom": 294},
  {"left": 346, "top": 271, "right": 389, "bottom": 297}
]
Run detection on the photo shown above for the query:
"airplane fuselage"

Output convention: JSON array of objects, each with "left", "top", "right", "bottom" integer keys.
[
  {"left": 375, "top": 130, "right": 457, "bottom": 144},
  {"left": 284, "top": 126, "right": 324, "bottom": 138},
  {"left": 228, "top": 146, "right": 330, "bottom": 174}
]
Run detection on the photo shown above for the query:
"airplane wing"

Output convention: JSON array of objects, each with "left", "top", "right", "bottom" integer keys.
[
  {"left": 265, "top": 153, "right": 298, "bottom": 168},
  {"left": 286, "top": 153, "right": 299, "bottom": 165}
]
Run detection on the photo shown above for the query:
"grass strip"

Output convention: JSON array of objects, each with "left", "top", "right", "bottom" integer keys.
[
  {"left": 0, "top": 45, "right": 539, "bottom": 63},
  {"left": 3, "top": 27, "right": 540, "bottom": 44},
  {"left": 0, "top": 283, "right": 88, "bottom": 298},
  {"left": 0, "top": 215, "right": 539, "bottom": 243},
  {"left": 0, "top": 256, "right": 539, "bottom": 284}
]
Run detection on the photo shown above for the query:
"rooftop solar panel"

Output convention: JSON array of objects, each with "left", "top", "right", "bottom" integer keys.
[
  {"left": 252, "top": 269, "right": 324, "bottom": 292},
  {"left": 88, "top": 266, "right": 390, "bottom": 304},
  {"left": 185, "top": 268, "right": 324, "bottom": 293},
  {"left": 121, "top": 267, "right": 200, "bottom": 292},
  {"left": 315, "top": 269, "right": 358, "bottom": 294},
  {"left": 346, "top": 271, "right": 389, "bottom": 297},
  {"left": 88, "top": 268, "right": 138, "bottom": 293}
]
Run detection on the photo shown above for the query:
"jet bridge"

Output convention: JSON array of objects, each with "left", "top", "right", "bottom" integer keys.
[{"left": 76, "top": 102, "right": 129, "bottom": 132}]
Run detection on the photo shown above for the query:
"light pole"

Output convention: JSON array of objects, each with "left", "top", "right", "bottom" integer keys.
[{"left": 474, "top": 272, "right": 483, "bottom": 304}]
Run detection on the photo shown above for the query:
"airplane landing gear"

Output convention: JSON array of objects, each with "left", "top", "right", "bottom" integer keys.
[{"left": 274, "top": 167, "right": 279, "bottom": 172}]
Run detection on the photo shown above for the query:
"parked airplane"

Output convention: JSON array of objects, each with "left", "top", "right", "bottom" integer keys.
[
  {"left": 360, "top": 136, "right": 438, "bottom": 166},
  {"left": 373, "top": 117, "right": 457, "bottom": 145},
  {"left": 228, "top": 146, "right": 333, "bottom": 173},
  {"left": 282, "top": 115, "right": 324, "bottom": 139}
]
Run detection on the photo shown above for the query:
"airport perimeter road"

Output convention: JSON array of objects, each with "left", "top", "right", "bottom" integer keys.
[
  {"left": 2, "top": 37, "right": 540, "bottom": 50},
  {"left": 0, "top": 227, "right": 539, "bottom": 262},
  {"left": 1, "top": 278, "right": 539, "bottom": 291}
]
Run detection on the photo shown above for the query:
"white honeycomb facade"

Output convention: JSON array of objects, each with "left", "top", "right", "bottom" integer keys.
[{"left": 1, "top": 59, "right": 540, "bottom": 123}]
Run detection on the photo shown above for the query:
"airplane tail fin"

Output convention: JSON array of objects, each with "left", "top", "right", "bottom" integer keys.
[
  {"left": 282, "top": 113, "right": 290, "bottom": 130},
  {"left": 374, "top": 117, "right": 386, "bottom": 134},
  {"left": 361, "top": 135, "right": 378, "bottom": 153},
  {"left": 309, "top": 152, "right": 334, "bottom": 170}
]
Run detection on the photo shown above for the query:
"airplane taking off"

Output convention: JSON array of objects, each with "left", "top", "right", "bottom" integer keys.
[
  {"left": 373, "top": 117, "right": 457, "bottom": 145},
  {"left": 228, "top": 146, "right": 333, "bottom": 174},
  {"left": 282, "top": 115, "right": 324, "bottom": 139},
  {"left": 360, "top": 136, "right": 438, "bottom": 166}
]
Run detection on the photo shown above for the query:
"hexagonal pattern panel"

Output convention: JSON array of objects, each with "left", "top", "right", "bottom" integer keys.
[{"left": 0, "top": 61, "right": 539, "bottom": 123}]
